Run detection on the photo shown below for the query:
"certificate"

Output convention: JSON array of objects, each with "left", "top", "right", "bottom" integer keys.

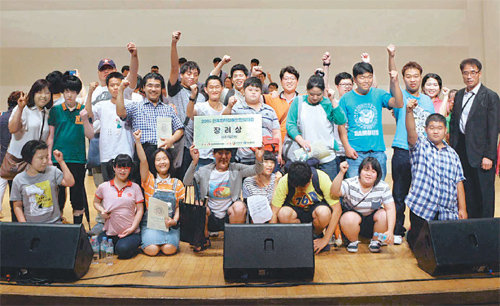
[
  {"left": 147, "top": 197, "right": 173, "bottom": 232},
  {"left": 156, "top": 117, "right": 172, "bottom": 148},
  {"left": 193, "top": 114, "right": 262, "bottom": 149},
  {"left": 247, "top": 195, "right": 272, "bottom": 224}
]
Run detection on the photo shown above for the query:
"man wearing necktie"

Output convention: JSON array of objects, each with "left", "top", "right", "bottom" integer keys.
[{"left": 449, "top": 58, "right": 499, "bottom": 218}]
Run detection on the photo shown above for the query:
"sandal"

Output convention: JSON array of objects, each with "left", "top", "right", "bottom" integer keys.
[{"left": 193, "top": 237, "right": 211, "bottom": 253}]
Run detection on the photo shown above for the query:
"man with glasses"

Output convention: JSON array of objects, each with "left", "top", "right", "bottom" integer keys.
[
  {"left": 338, "top": 45, "right": 404, "bottom": 179},
  {"left": 263, "top": 66, "right": 300, "bottom": 149},
  {"left": 449, "top": 58, "right": 499, "bottom": 218},
  {"left": 333, "top": 72, "right": 354, "bottom": 170}
]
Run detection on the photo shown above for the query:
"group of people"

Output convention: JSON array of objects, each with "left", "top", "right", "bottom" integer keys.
[{"left": 0, "top": 31, "right": 498, "bottom": 259}]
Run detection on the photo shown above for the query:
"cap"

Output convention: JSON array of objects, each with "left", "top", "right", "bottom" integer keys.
[{"left": 98, "top": 58, "right": 116, "bottom": 70}]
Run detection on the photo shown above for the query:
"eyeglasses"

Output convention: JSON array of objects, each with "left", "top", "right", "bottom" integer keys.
[
  {"left": 357, "top": 75, "right": 373, "bottom": 81},
  {"left": 116, "top": 166, "right": 131, "bottom": 171},
  {"left": 282, "top": 77, "right": 297, "bottom": 82},
  {"left": 462, "top": 70, "right": 479, "bottom": 77},
  {"left": 339, "top": 83, "right": 353, "bottom": 87}
]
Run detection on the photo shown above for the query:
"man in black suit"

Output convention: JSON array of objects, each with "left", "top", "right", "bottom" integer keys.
[{"left": 450, "top": 58, "right": 499, "bottom": 218}]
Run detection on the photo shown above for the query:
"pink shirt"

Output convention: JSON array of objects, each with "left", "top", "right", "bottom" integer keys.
[
  {"left": 432, "top": 97, "right": 443, "bottom": 113},
  {"left": 95, "top": 180, "right": 144, "bottom": 236}
]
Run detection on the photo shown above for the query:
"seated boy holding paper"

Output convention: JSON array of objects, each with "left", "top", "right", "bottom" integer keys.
[
  {"left": 271, "top": 161, "right": 342, "bottom": 254},
  {"left": 184, "top": 145, "right": 264, "bottom": 251}
]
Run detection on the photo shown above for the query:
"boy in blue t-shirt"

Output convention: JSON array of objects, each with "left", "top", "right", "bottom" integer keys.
[
  {"left": 388, "top": 47, "right": 435, "bottom": 240},
  {"left": 338, "top": 45, "right": 404, "bottom": 179}
]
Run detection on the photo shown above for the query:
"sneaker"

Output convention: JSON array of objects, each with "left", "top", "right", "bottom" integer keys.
[
  {"left": 88, "top": 222, "right": 104, "bottom": 236},
  {"left": 209, "top": 231, "right": 219, "bottom": 237},
  {"left": 347, "top": 241, "right": 359, "bottom": 253},
  {"left": 369, "top": 240, "right": 381, "bottom": 253},
  {"left": 394, "top": 235, "right": 403, "bottom": 245}
]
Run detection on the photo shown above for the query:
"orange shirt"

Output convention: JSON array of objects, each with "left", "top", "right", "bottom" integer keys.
[
  {"left": 263, "top": 92, "right": 298, "bottom": 142},
  {"left": 142, "top": 172, "right": 185, "bottom": 208}
]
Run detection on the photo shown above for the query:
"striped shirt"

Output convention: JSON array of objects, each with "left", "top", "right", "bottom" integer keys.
[
  {"left": 231, "top": 100, "right": 280, "bottom": 163},
  {"left": 405, "top": 137, "right": 465, "bottom": 221},
  {"left": 142, "top": 172, "right": 185, "bottom": 208},
  {"left": 242, "top": 173, "right": 276, "bottom": 203},
  {"left": 341, "top": 177, "right": 393, "bottom": 216},
  {"left": 125, "top": 97, "right": 184, "bottom": 145}
]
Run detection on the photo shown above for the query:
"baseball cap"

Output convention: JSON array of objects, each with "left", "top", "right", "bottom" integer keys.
[{"left": 98, "top": 58, "right": 116, "bottom": 70}]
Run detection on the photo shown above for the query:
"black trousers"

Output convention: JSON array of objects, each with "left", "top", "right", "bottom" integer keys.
[
  {"left": 56, "top": 163, "right": 88, "bottom": 222},
  {"left": 391, "top": 148, "right": 411, "bottom": 236},
  {"left": 456, "top": 133, "right": 496, "bottom": 218}
]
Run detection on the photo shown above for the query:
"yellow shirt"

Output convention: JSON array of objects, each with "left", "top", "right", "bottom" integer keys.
[{"left": 272, "top": 170, "right": 338, "bottom": 208}]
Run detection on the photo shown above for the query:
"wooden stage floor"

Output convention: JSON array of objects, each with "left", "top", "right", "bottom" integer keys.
[{"left": 1, "top": 175, "right": 500, "bottom": 304}]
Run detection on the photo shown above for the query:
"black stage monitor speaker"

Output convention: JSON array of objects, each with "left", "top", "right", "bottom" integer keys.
[
  {"left": 412, "top": 218, "right": 499, "bottom": 276},
  {"left": 1, "top": 223, "right": 93, "bottom": 281},
  {"left": 223, "top": 223, "right": 314, "bottom": 281}
]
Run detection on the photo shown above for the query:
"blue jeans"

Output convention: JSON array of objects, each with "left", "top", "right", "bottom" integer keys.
[
  {"left": 346, "top": 151, "right": 387, "bottom": 180},
  {"left": 391, "top": 148, "right": 411, "bottom": 236},
  {"left": 318, "top": 158, "right": 339, "bottom": 181}
]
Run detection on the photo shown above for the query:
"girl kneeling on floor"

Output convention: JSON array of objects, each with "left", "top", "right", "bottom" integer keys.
[
  {"left": 330, "top": 157, "right": 395, "bottom": 253},
  {"left": 134, "top": 130, "right": 184, "bottom": 256},
  {"left": 93, "top": 154, "right": 144, "bottom": 259}
]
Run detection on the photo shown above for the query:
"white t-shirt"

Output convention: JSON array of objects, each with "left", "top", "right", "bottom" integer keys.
[
  {"left": 341, "top": 177, "right": 394, "bottom": 216},
  {"left": 92, "top": 99, "right": 134, "bottom": 162},
  {"left": 87, "top": 85, "right": 133, "bottom": 133},
  {"left": 299, "top": 102, "right": 336, "bottom": 163},
  {"left": 207, "top": 169, "right": 232, "bottom": 218},
  {"left": 7, "top": 106, "right": 50, "bottom": 158},
  {"left": 194, "top": 102, "right": 224, "bottom": 160}
]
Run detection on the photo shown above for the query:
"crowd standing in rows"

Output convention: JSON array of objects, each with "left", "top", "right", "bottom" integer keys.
[{"left": 0, "top": 31, "right": 498, "bottom": 259}]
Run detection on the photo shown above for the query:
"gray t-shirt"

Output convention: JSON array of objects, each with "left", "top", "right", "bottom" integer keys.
[{"left": 10, "top": 166, "right": 63, "bottom": 223}]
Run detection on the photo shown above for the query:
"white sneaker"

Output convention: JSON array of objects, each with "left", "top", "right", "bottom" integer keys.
[
  {"left": 394, "top": 235, "right": 403, "bottom": 245},
  {"left": 347, "top": 241, "right": 359, "bottom": 253}
]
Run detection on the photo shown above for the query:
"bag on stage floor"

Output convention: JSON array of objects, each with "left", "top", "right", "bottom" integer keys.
[{"left": 179, "top": 179, "right": 207, "bottom": 248}]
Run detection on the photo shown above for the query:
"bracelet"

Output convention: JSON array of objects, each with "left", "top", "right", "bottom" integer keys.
[
  {"left": 323, "top": 63, "right": 330, "bottom": 66},
  {"left": 189, "top": 97, "right": 196, "bottom": 102}
]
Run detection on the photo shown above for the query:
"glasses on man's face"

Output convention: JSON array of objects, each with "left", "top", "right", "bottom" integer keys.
[
  {"left": 462, "top": 70, "right": 479, "bottom": 77},
  {"left": 339, "top": 83, "right": 353, "bottom": 87},
  {"left": 357, "top": 75, "right": 373, "bottom": 81},
  {"left": 282, "top": 77, "right": 297, "bottom": 82}
]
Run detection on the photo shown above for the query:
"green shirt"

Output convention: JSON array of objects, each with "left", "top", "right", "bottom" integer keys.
[{"left": 48, "top": 103, "right": 86, "bottom": 164}]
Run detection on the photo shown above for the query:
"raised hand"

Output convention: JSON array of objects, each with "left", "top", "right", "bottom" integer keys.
[
  {"left": 53, "top": 149, "right": 64, "bottom": 164},
  {"left": 189, "top": 144, "right": 199, "bottom": 164},
  {"left": 222, "top": 55, "right": 231, "bottom": 64},
  {"left": 322, "top": 51, "right": 331, "bottom": 65},
  {"left": 251, "top": 66, "right": 263, "bottom": 77},
  {"left": 406, "top": 98, "right": 418, "bottom": 111},
  {"left": 127, "top": 42, "right": 137, "bottom": 56},
  {"left": 133, "top": 130, "right": 142, "bottom": 142},
  {"left": 119, "top": 79, "right": 130, "bottom": 91},
  {"left": 339, "top": 161, "right": 349, "bottom": 173},
  {"left": 79, "top": 109, "right": 89, "bottom": 122},
  {"left": 88, "top": 82, "right": 99, "bottom": 93},
  {"left": 361, "top": 53, "right": 371, "bottom": 63},
  {"left": 442, "top": 87, "right": 450, "bottom": 96},
  {"left": 17, "top": 92, "right": 27, "bottom": 109},
  {"left": 190, "top": 84, "right": 198, "bottom": 96},
  {"left": 228, "top": 96, "right": 237, "bottom": 108},
  {"left": 172, "top": 31, "right": 181, "bottom": 43},
  {"left": 327, "top": 88, "right": 336, "bottom": 100},
  {"left": 386, "top": 44, "right": 396, "bottom": 57}
]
